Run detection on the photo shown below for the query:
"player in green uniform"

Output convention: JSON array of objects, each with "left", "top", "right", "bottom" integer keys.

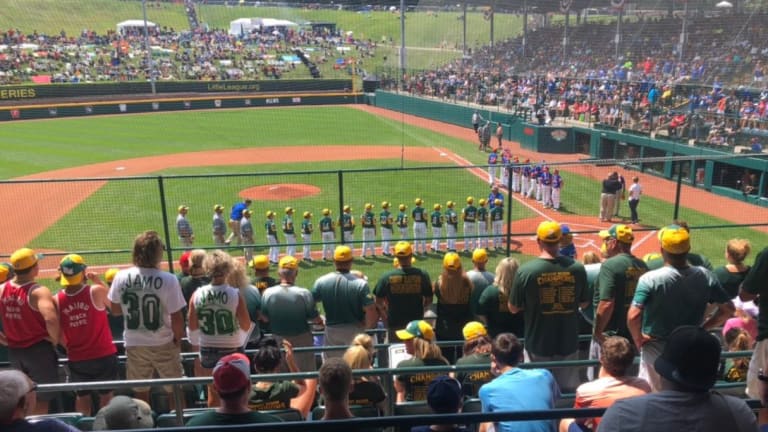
[
  {"left": 265, "top": 211, "right": 279, "bottom": 265},
  {"left": 319, "top": 208, "right": 336, "bottom": 261},
  {"left": 490, "top": 199, "right": 504, "bottom": 250},
  {"left": 412, "top": 198, "right": 428, "bottom": 255},
  {"left": 444, "top": 201, "right": 459, "bottom": 252},
  {"left": 462, "top": 197, "right": 478, "bottom": 252},
  {"left": 379, "top": 201, "right": 394, "bottom": 256},
  {"left": 361, "top": 203, "right": 377, "bottom": 258},
  {"left": 476, "top": 199, "right": 489, "bottom": 249},
  {"left": 396, "top": 204, "right": 409, "bottom": 240},
  {"left": 282, "top": 207, "right": 296, "bottom": 257},
  {"left": 301, "top": 211, "right": 313, "bottom": 262},
  {"left": 430, "top": 203, "right": 444, "bottom": 253},
  {"left": 339, "top": 205, "right": 355, "bottom": 252},
  {"left": 509, "top": 220, "right": 589, "bottom": 392}
]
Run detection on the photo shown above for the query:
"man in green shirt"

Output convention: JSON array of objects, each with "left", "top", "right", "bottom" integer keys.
[
  {"left": 312, "top": 245, "right": 378, "bottom": 359},
  {"left": 509, "top": 220, "right": 588, "bottom": 392},
  {"left": 467, "top": 248, "right": 494, "bottom": 319}
]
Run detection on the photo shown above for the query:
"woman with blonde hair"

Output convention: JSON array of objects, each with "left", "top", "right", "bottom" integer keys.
[
  {"left": 393, "top": 320, "right": 448, "bottom": 402},
  {"left": 476, "top": 257, "right": 523, "bottom": 337},
  {"left": 454, "top": 321, "right": 493, "bottom": 397},
  {"left": 433, "top": 252, "right": 474, "bottom": 362},
  {"left": 340, "top": 344, "right": 387, "bottom": 410},
  {"left": 714, "top": 238, "right": 751, "bottom": 298},
  {"left": 227, "top": 259, "right": 262, "bottom": 348}
]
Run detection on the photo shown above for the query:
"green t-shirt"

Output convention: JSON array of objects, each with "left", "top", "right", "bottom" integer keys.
[
  {"left": 319, "top": 380, "right": 387, "bottom": 407},
  {"left": 510, "top": 256, "right": 588, "bottom": 356},
  {"left": 463, "top": 205, "right": 477, "bottom": 222},
  {"left": 261, "top": 285, "right": 319, "bottom": 336},
  {"left": 594, "top": 253, "right": 648, "bottom": 338},
  {"left": 186, "top": 410, "right": 283, "bottom": 426},
  {"left": 380, "top": 210, "right": 393, "bottom": 229},
  {"left": 434, "top": 276, "right": 473, "bottom": 341},
  {"left": 430, "top": 211, "right": 443, "bottom": 227},
  {"left": 713, "top": 265, "right": 750, "bottom": 298},
  {"left": 248, "top": 381, "right": 300, "bottom": 411},
  {"left": 736, "top": 246, "right": 768, "bottom": 340},
  {"left": 311, "top": 271, "right": 374, "bottom": 326},
  {"left": 412, "top": 206, "right": 426, "bottom": 223},
  {"left": 374, "top": 267, "right": 432, "bottom": 328},
  {"left": 467, "top": 270, "right": 494, "bottom": 318},
  {"left": 632, "top": 265, "right": 730, "bottom": 338},
  {"left": 455, "top": 352, "right": 492, "bottom": 397},
  {"left": 395, "top": 357, "right": 448, "bottom": 401},
  {"left": 476, "top": 284, "right": 523, "bottom": 337}
]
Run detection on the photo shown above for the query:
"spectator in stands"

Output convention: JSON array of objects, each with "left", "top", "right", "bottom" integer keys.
[
  {"left": 645, "top": 220, "right": 713, "bottom": 270},
  {"left": 0, "top": 262, "right": 14, "bottom": 284},
  {"left": 433, "top": 252, "right": 473, "bottom": 363},
  {"left": 713, "top": 238, "right": 752, "bottom": 298},
  {"left": 467, "top": 249, "right": 495, "bottom": 321},
  {"left": 107, "top": 231, "right": 186, "bottom": 406},
  {"left": 751, "top": 137, "right": 763, "bottom": 153},
  {"left": 509, "top": 221, "right": 588, "bottom": 393},
  {"left": 0, "top": 370, "right": 78, "bottom": 432},
  {"left": 722, "top": 327, "right": 752, "bottom": 383},
  {"left": 186, "top": 353, "right": 282, "bottom": 426},
  {"left": 312, "top": 245, "right": 378, "bottom": 359},
  {"left": 342, "top": 343, "right": 387, "bottom": 410},
  {"left": 188, "top": 250, "right": 252, "bottom": 407},
  {"left": 412, "top": 375, "right": 469, "bottom": 432},
  {"left": 227, "top": 259, "right": 263, "bottom": 349},
  {"left": 600, "top": 326, "right": 757, "bottom": 431},
  {"left": 739, "top": 245, "right": 768, "bottom": 424},
  {"left": 249, "top": 338, "right": 307, "bottom": 411},
  {"left": 476, "top": 257, "right": 523, "bottom": 337},
  {"left": 454, "top": 321, "right": 493, "bottom": 397},
  {"left": 478, "top": 333, "right": 559, "bottom": 432},
  {"left": 0, "top": 248, "right": 60, "bottom": 415},
  {"left": 54, "top": 254, "right": 118, "bottom": 416},
  {"left": 559, "top": 336, "right": 650, "bottom": 432},
  {"left": 180, "top": 249, "right": 209, "bottom": 305},
  {"left": 92, "top": 395, "right": 154, "bottom": 430},
  {"left": 627, "top": 225, "right": 733, "bottom": 391},
  {"left": 176, "top": 250, "right": 192, "bottom": 282},
  {"left": 249, "top": 255, "right": 277, "bottom": 335},
  {"left": 394, "top": 320, "right": 449, "bottom": 403},
  {"left": 318, "top": 358, "right": 355, "bottom": 420}
]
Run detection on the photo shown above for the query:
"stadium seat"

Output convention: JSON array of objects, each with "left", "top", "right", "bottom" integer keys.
[
  {"left": 311, "top": 404, "right": 380, "bottom": 420},
  {"left": 75, "top": 416, "right": 95, "bottom": 431},
  {"left": 157, "top": 408, "right": 214, "bottom": 427},
  {"left": 264, "top": 408, "right": 304, "bottom": 422},
  {"left": 463, "top": 398, "right": 482, "bottom": 413},
  {"left": 27, "top": 412, "right": 83, "bottom": 425}
]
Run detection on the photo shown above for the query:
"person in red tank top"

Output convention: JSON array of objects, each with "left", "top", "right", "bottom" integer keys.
[
  {"left": 54, "top": 254, "right": 118, "bottom": 416},
  {"left": 0, "top": 248, "right": 60, "bottom": 415}
]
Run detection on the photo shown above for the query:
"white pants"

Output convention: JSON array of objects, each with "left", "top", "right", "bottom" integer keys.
[
  {"left": 463, "top": 222, "right": 476, "bottom": 251},
  {"left": 431, "top": 226, "right": 443, "bottom": 251},
  {"left": 226, "top": 220, "right": 241, "bottom": 245},
  {"left": 285, "top": 233, "right": 296, "bottom": 256},
  {"left": 552, "top": 188, "right": 561, "bottom": 210},
  {"left": 492, "top": 221, "right": 504, "bottom": 248},
  {"left": 398, "top": 226, "right": 408, "bottom": 239},
  {"left": 535, "top": 180, "right": 542, "bottom": 201},
  {"left": 478, "top": 221, "right": 488, "bottom": 248},
  {"left": 242, "top": 235, "right": 254, "bottom": 262},
  {"left": 321, "top": 231, "right": 335, "bottom": 260},
  {"left": 362, "top": 227, "right": 376, "bottom": 256},
  {"left": 381, "top": 227, "right": 393, "bottom": 255},
  {"left": 512, "top": 172, "right": 521, "bottom": 192},
  {"left": 267, "top": 235, "right": 279, "bottom": 263},
  {"left": 501, "top": 168, "right": 510, "bottom": 189},
  {"left": 527, "top": 178, "right": 536, "bottom": 197},
  {"left": 343, "top": 231, "right": 354, "bottom": 252},
  {"left": 445, "top": 224, "right": 457, "bottom": 251},
  {"left": 213, "top": 233, "right": 225, "bottom": 246},
  {"left": 302, "top": 233, "right": 312, "bottom": 260},
  {"left": 639, "top": 339, "right": 665, "bottom": 392},
  {"left": 488, "top": 165, "right": 497, "bottom": 186},
  {"left": 541, "top": 185, "right": 552, "bottom": 207},
  {"left": 179, "top": 236, "right": 193, "bottom": 248},
  {"left": 413, "top": 222, "right": 427, "bottom": 253}
]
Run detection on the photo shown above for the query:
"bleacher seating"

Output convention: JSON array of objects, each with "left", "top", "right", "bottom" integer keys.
[
  {"left": 75, "top": 416, "right": 95, "bottom": 431},
  {"left": 311, "top": 404, "right": 380, "bottom": 420}
]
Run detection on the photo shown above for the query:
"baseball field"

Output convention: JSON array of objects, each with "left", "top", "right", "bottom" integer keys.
[{"left": 3, "top": 104, "right": 768, "bottom": 290}]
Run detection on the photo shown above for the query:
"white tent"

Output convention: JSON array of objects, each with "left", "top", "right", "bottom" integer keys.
[
  {"left": 228, "top": 18, "right": 298, "bottom": 36},
  {"left": 117, "top": 20, "right": 157, "bottom": 34}
]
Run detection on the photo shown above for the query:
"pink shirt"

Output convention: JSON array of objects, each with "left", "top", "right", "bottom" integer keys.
[{"left": 573, "top": 376, "right": 651, "bottom": 429}]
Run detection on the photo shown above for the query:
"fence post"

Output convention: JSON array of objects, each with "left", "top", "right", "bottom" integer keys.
[
  {"left": 157, "top": 176, "right": 175, "bottom": 273},
  {"left": 673, "top": 161, "right": 683, "bottom": 221},
  {"left": 337, "top": 170, "right": 345, "bottom": 245}
]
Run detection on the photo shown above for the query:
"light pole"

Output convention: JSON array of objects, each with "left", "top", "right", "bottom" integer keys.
[{"left": 142, "top": 0, "right": 156, "bottom": 95}]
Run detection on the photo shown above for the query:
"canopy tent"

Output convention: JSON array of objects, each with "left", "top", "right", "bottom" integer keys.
[
  {"left": 228, "top": 18, "right": 298, "bottom": 36},
  {"left": 117, "top": 20, "right": 157, "bottom": 34}
]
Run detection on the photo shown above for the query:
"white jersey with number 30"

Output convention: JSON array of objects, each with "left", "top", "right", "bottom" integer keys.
[
  {"left": 108, "top": 267, "right": 186, "bottom": 347},
  {"left": 192, "top": 283, "right": 242, "bottom": 348}
]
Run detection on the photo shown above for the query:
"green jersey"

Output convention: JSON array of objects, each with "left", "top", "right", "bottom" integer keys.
[
  {"left": 594, "top": 253, "right": 648, "bottom": 339},
  {"left": 380, "top": 210, "right": 393, "bottom": 229},
  {"left": 265, "top": 219, "right": 277, "bottom": 237},
  {"left": 301, "top": 219, "right": 313, "bottom": 235},
  {"left": 430, "top": 210, "right": 443, "bottom": 227},
  {"left": 319, "top": 216, "right": 334, "bottom": 232},
  {"left": 282, "top": 216, "right": 294, "bottom": 234},
  {"left": 340, "top": 213, "right": 355, "bottom": 232},
  {"left": 445, "top": 209, "right": 458, "bottom": 226},
  {"left": 490, "top": 206, "right": 503, "bottom": 222},
  {"left": 477, "top": 284, "right": 523, "bottom": 337},
  {"left": 477, "top": 207, "right": 488, "bottom": 223},
  {"left": 396, "top": 211, "right": 409, "bottom": 228},
  {"left": 311, "top": 271, "right": 374, "bottom": 326},
  {"left": 510, "top": 256, "right": 588, "bottom": 356},
  {"left": 361, "top": 211, "right": 376, "bottom": 228},
  {"left": 455, "top": 353, "right": 492, "bottom": 397},
  {"left": 713, "top": 265, "right": 750, "bottom": 298},
  {"left": 463, "top": 205, "right": 477, "bottom": 222},
  {"left": 412, "top": 206, "right": 426, "bottom": 224},
  {"left": 374, "top": 266, "right": 432, "bottom": 328}
]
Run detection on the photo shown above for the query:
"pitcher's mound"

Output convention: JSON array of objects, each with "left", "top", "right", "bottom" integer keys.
[{"left": 243, "top": 184, "right": 321, "bottom": 201}]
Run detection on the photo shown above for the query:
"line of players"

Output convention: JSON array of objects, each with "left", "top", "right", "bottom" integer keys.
[
  {"left": 191, "top": 193, "right": 510, "bottom": 264},
  {"left": 487, "top": 148, "right": 565, "bottom": 211}
]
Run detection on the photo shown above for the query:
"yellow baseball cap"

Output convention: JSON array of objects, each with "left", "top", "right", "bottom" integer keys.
[
  {"left": 447, "top": 201, "right": 454, "bottom": 208},
  {"left": 285, "top": 207, "right": 294, "bottom": 214},
  {"left": 396, "top": 320, "right": 435, "bottom": 341},
  {"left": 278, "top": 256, "right": 299, "bottom": 270},
  {"left": 462, "top": 321, "right": 488, "bottom": 341},
  {"left": 59, "top": 254, "right": 87, "bottom": 287},
  {"left": 382, "top": 201, "right": 390, "bottom": 208},
  {"left": 472, "top": 248, "right": 488, "bottom": 263},
  {"left": 343, "top": 205, "right": 351, "bottom": 212},
  {"left": 303, "top": 211, "right": 312, "bottom": 218},
  {"left": 10, "top": 248, "right": 42, "bottom": 271},
  {"left": 0, "top": 262, "right": 14, "bottom": 283},
  {"left": 399, "top": 204, "right": 407, "bottom": 211},
  {"left": 365, "top": 203, "right": 373, "bottom": 210},
  {"left": 599, "top": 224, "right": 634, "bottom": 244},
  {"left": 213, "top": 204, "right": 224, "bottom": 212},
  {"left": 537, "top": 220, "right": 562, "bottom": 243},
  {"left": 479, "top": 198, "right": 487, "bottom": 206},
  {"left": 322, "top": 208, "right": 331, "bottom": 215},
  {"left": 242, "top": 209, "right": 252, "bottom": 217},
  {"left": 394, "top": 241, "right": 413, "bottom": 257},
  {"left": 443, "top": 252, "right": 461, "bottom": 270},
  {"left": 266, "top": 210, "right": 275, "bottom": 218},
  {"left": 178, "top": 205, "right": 189, "bottom": 213},
  {"left": 250, "top": 255, "right": 270, "bottom": 270},
  {"left": 104, "top": 268, "right": 119, "bottom": 284},
  {"left": 659, "top": 225, "right": 690, "bottom": 254},
  {"left": 494, "top": 199, "right": 502, "bottom": 206},
  {"left": 334, "top": 245, "right": 353, "bottom": 262},
  {"left": 415, "top": 198, "right": 423, "bottom": 206},
  {"left": 466, "top": 196, "right": 474, "bottom": 204},
  {"left": 434, "top": 203, "right": 442, "bottom": 211}
]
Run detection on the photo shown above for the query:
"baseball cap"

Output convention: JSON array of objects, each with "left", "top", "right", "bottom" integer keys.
[
  {"left": 178, "top": 205, "right": 188, "bottom": 213},
  {"left": 394, "top": 241, "right": 413, "bottom": 257},
  {"left": 266, "top": 210, "right": 275, "bottom": 218},
  {"left": 104, "top": 268, "right": 119, "bottom": 285},
  {"left": 415, "top": 198, "right": 423, "bottom": 206},
  {"left": 433, "top": 203, "right": 442, "bottom": 211},
  {"left": 494, "top": 199, "right": 502, "bottom": 206},
  {"left": 472, "top": 248, "right": 488, "bottom": 263},
  {"left": 10, "top": 248, "right": 42, "bottom": 271},
  {"left": 279, "top": 256, "right": 298, "bottom": 270},
  {"left": 179, "top": 250, "right": 192, "bottom": 269},
  {"left": 213, "top": 353, "right": 252, "bottom": 395},
  {"left": 0, "top": 262, "right": 14, "bottom": 283},
  {"left": 466, "top": 196, "right": 474, "bottom": 204},
  {"left": 242, "top": 209, "right": 252, "bottom": 217},
  {"left": 659, "top": 224, "right": 690, "bottom": 254},
  {"left": 59, "top": 254, "right": 87, "bottom": 286},
  {"left": 322, "top": 208, "right": 331, "bottom": 215},
  {"left": 303, "top": 211, "right": 312, "bottom": 218},
  {"left": 446, "top": 201, "right": 454, "bottom": 208},
  {"left": 536, "top": 221, "right": 562, "bottom": 243},
  {"left": 479, "top": 198, "right": 487, "bottom": 206},
  {"left": 426, "top": 375, "right": 463, "bottom": 414},
  {"left": 213, "top": 204, "right": 224, "bottom": 212},
  {"left": 599, "top": 224, "right": 634, "bottom": 244},
  {"left": 462, "top": 321, "right": 488, "bottom": 340},
  {"left": 250, "top": 255, "right": 270, "bottom": 270},
  {"left": 561, "top": 224, "right": 572, "bottom": 236},
  {"left": 396, "top": 320, "right": 434, "bottom": 341},
  {"left": 285, "top": 207, "right": 294, "bottom": 214},
  {"left": 365, "top": 203, "right": 373, "bottom": 210},
  {"left": 654, "top": 325, "right": 721, "bottom": 392},
  {"left": 343, "top": 205, "right": 352, "bottom": 212},
  {"left": 398, "top": 204, "right": 406, "bottom": 211},
  {"left": 382, "top": 201, "right": 390, "bottom": 208},
  {"left": 93, "top": 395, "right": 154, "bottom": 430},
  {"left": 443, "top": 252, "right": 461, "bottom": 271},
  {"left": 334, "top": 245, "right": 353, "bottom": 262}
]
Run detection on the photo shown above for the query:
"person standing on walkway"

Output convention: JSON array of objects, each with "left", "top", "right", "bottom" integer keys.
[
  {"left": 380, "top": 201, "right": 394, "bottom": 256},
  {"left": 628, "top": 176, "right": 642, "bottom": 224},
  {"left": 212, "top": 205, "right": 227, "bottom": 246},
  {"left": 282, "top": 207, "right": 297, "bottom": 257},
  {"left": 319, "top": 208, "right": 336, "bottom": 261}
]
